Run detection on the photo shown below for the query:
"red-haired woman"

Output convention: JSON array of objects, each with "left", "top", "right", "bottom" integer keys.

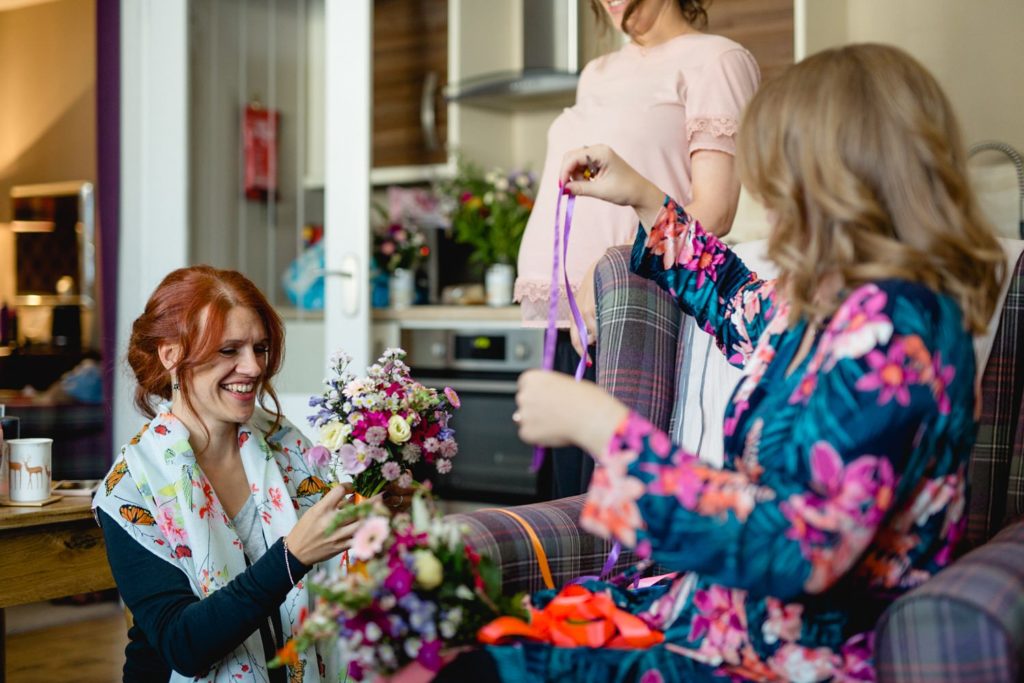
[{"left": 93, "top": 266, "right": 405, "bottom": 683}]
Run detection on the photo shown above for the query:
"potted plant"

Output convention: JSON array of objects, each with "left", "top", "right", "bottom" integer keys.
[{"left": 436, "top": 159, "right": 535, "bottom": 306}]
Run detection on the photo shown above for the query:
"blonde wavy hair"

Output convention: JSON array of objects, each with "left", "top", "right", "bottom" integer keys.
[{"left": 737, "top": 43, "right": 1005, "bottom": 334}]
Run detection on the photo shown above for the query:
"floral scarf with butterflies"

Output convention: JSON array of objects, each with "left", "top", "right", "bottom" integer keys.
[{"left": 94, "top": 405, "right": 334, "bottom": 683}]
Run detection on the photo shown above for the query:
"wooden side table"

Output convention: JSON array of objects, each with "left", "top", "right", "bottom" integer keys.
[{"left": 0, "top": 497, "right": 116, "bottom": 682}]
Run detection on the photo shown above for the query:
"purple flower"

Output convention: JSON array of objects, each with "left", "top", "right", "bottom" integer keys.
[
  {"left": 417, "top": 639, "right": 444, "bottom": 672},
  {"left": 305, "top": 444, "right": 331, "bottom": 468},
  {"left": 384, "top": 563, "right": 414, "bottom": 598}
]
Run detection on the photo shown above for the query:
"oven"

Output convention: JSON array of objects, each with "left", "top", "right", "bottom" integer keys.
[{"left": 403, "top": 326, "right": 544, "bottom": 504}]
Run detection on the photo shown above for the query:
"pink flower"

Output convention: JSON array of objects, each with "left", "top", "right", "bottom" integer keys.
[
  {"left": 350, "top": 515, "right": 390, "bottom": 560},
  {"left": 398, "top": 471, "right": 414, "bottom": 489},
  {"left": 444, "top": 386, "right": 460, "bottom": 408},
  {"left": 639, "top": 670, "right": 664, "bottom": 683},
  {"left": 580, "top": 460, "right": 646, "bottom": 548},
  {"left": 435, "top": 458, "right": 452, "bottom": 474},
  {"left": 339, "top": 443, "right": 370, "bottom": 475},
  {"left": 381, "top": 461, "right": 402, "bottom": 481},
  {"left": 684, "top": 235, "right": 727, "bottom": 288},
  {"left": 158, "top": 508, "right": 188, "bottom": 546},
  {"left": 826, "top": 285, "right": 893, "bottom": 367},
  {"left": 401, "top": 443, "right": 422, "bottom": 464},
  {"left": 645, "top": 200, "right": 696, "bottom": 270},
  {"left": 640, "top": 460, "right": 704, "bottom": 510},
  {"left": 929, "top": 352, "right": 956, "bottom": 415},
  {"left": 762, "top": 597, "right": 803, "bottom": 644},
  {"left": 688, "top": 585, "right": 749, "bottom": 666},
  {"left": 368, "top": 445, "right": 389, "bottom": 463},
  {"left": 855, "top": 339, "right": 915, "bottom": 406},
  {"left": 365, "top": 426, "right": 387, "bottom": 446},
  {"left": 305, "top": 445, "right": 331, "bottom": 468},
  {"left": 768, "top": 643, "right": 836, "bottom": 682},
  {"left": 423, "top": 437, "right": 440, "bottom": 454},
  {"left": 268, "top": 487, "right": 284, "bottom": 512},
  {"left": 439, "top": 439, "right": 458, "bottom": 459}
]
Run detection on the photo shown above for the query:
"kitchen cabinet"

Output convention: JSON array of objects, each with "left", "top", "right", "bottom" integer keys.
[
  {"left": 707, "top": 0, "right": 794, "bottom": 82},
  {"left": 306, "top": 0, "right": 451, "bottom": 187}
]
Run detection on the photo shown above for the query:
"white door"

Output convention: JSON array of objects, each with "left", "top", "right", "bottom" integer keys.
[{"left": 275, "top": 0, "right": 372, "bottom": 436}]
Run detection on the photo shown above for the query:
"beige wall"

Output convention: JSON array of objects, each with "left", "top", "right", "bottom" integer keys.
[{"left": 0, "top": 0, "right": 96, "bottom": 310}]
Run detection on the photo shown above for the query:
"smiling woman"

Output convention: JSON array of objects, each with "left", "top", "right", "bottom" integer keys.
[{"left": 89, "top": 266, "right": 415, "bottom": 682}]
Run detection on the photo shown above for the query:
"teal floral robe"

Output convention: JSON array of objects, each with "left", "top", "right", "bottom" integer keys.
[{"left": 489, "top": 198, "right": 976, "bottom": 682}]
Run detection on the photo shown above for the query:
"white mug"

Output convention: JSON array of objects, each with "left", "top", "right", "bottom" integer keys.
[{"left": 8, "top": 438, "right": 53, "bottom": 503}]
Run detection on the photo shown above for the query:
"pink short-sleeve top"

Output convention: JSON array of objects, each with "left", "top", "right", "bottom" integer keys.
[{"left": 514, "top": 33, "right": 760, "bottom": 327}]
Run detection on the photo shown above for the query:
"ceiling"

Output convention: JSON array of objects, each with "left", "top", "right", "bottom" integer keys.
[{"left": 0, "top": 0, "right": 62, "bottom": 12}]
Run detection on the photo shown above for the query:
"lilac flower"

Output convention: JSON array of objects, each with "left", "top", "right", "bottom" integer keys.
[
  {"left": 339, "top": 443, "right": 369, "bottom": 475},
  {"left": 382, "top": 461, "right": 402, "bottom": 481}
]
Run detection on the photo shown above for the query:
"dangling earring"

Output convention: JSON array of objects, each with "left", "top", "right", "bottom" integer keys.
[{"left": 171, "top": 376, "right": 180, "bottom": 391}]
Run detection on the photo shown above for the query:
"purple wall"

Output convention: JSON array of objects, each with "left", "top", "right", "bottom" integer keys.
[{"left": 97, "top": 0, "right": 119, "bottom": 464}]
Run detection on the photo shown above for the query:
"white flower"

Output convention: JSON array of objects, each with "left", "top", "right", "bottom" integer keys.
[
  {"left": 440, "top": 621, "right": 456, "bottom": 639},
  {"left": 483, "top": 191, "right": 494, "bottom": 205},
  {"left": 401, "top": 443, "right": 421, "bottom": 464},
  {"left": 319, "top": 421, "right": 348, "bottom": 451},
  {"left": 455, "top": 585, "right": 475, "bottom": 601},
  {"left": 387, "top": 415, "right": 412, "bottom": 444},
  {"left": 435, "top": 458, "right": 453, "bottom": 474},
  {"left": 364, "top": 622, "right": 382, "bottom": 643},
  {"left": 515, "top": 174, "right": 531, "bottom": 188},
  {"left": 494, "top": 176, "right": 509, "bottom": 192},
  {"left": 404, "top": 638, "right": 422, "bottom": 659},
  {"left": 413, "top": 550, "right": 444, "bottom": 589}
]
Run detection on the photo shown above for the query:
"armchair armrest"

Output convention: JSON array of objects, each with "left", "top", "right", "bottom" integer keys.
[
  {"left": 875, "top": 519, "right": 1024, "bottom": 683},
  {"left": 450, "top": 496, "right": 640, "bottom": 594}
]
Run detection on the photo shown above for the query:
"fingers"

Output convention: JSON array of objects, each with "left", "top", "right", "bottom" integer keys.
[{"left": 569, "top": 322, "right": 584, "bottom": 357}]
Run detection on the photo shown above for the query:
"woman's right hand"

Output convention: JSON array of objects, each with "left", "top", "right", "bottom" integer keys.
[
  {"left": 284, "top": 483, "right": 360, "bottom": 566},
  {"left": 559, "top": 145, "right": 666, "bottom": 227}
]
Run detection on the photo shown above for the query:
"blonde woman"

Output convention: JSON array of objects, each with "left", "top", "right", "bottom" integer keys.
[{"left": 444, "top": 44, "right": 1005, "bottom": 681}]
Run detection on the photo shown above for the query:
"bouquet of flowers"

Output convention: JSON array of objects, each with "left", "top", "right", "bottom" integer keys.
[
  {"left": 435, "top": 159, "right": 536, "bottom": 269},
  {"left": 272, "top": 491, "right": 526, "bottom": 680},
  {"left": 307, "top": 348, "right": 460, "bottom": 497},
  {"left": 372, "top": 223, "right": 430, "bottom": 275}
]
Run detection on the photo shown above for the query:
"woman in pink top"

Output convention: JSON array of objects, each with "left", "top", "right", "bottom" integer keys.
[{"left": 514, "top": 0, "right": 760, "bottom": 498}]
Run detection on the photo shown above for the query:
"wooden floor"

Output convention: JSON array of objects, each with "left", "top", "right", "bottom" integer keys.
[{"left": 6, "top": 612, "right": 126, "bottom": 682}]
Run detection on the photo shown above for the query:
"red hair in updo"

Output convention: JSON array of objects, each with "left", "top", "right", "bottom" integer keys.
[{"left": 127, "top": 266, "right": 285, "bottom": 430}]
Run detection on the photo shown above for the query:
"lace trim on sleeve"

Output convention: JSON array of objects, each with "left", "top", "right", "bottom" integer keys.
[{"left": 686, "top": 117, "right": 739, "bottom": 141}]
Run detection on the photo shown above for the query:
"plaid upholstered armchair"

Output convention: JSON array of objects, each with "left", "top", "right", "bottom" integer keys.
[{"left": 453, "top": 241, "right": 1024, "bottom": 682}]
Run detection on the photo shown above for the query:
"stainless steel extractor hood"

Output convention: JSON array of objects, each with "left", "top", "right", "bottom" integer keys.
[{"left": 445, "top": 0, "right": 580, "bottom": 111}]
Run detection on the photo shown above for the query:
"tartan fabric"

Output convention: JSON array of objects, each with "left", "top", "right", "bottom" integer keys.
[
  {"left": 966, "top": 248, "right": 1024, "bottom": 547},
  {"left": 876, "top": 519, "right": 1024, "bottom": 683},
  {"left": 453, "top": 496, "right": 639, "bottom": 595},
  {"left": 594, "top": 245, "right": 680, "bottom": 433}
]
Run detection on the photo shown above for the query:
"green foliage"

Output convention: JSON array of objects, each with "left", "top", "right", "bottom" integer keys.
[{"left": 436, "top": 159, "right": 536, "bottom": 268}]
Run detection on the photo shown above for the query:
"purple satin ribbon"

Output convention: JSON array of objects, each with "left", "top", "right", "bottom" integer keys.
[
  {"left": 529, "top": 185, "right": 622, "bottom": 585},
  {"left": 532, "top": 186, "right": 581, "bottom": 471}
]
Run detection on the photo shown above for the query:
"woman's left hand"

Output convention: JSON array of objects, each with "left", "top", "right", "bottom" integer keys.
[
  {"left": 514, "top": 370, "right": 629, "bottom": 456},
  {"left": 383, "top": 477, "right": 415, "bottom": 513}
]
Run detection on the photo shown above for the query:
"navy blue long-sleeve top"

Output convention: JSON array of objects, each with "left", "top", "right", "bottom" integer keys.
[{"left": 98, "top": 509, "right": 310, "bottom": 682}]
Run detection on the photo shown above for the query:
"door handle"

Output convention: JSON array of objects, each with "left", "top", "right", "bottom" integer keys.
[
  {"left": 320, "top": 254, "right": 361, "bottom": 316},
  {"left": 420, "top": 70, "right": 439, "bottom": 152}
]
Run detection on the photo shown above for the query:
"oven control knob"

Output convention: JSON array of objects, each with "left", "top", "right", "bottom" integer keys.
[
  {"left": 430, "top": 342, "right": 446, "bottom": 359},
  {"left": 513, "top": 343, "right": 530, "bottom": 361}
]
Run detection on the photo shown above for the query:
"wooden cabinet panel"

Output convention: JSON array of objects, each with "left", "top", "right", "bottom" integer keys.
[
  {"left": 373, "top": 0, "right": 448, "bottom": 169},
  {"left": 707, "top": 0, "right": 794, "bottom": 82}
]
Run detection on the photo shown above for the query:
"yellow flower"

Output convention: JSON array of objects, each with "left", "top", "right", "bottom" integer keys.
[
  {"left": 320, "top": 421, "right": 348, "bottom": 451},
  {"left": 413, "top": 550, "right": 443, "bottom": 589},
  {"left": 387, "top": 415, "right": 412, "bottom": 444}
]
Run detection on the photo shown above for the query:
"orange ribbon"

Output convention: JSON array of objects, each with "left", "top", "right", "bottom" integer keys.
[
  {"left": 485, "top": 508, "right": 556, "bottom": 590},
  {"left": 478, "top": 584, "right": 663, "bottom": 649}
]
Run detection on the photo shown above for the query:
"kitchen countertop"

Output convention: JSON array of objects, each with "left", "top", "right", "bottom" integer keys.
[{"left": 372, "top": 305, "right": 520, "bottom": 322}]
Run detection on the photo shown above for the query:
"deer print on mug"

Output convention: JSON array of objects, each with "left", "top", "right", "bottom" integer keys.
[{"left": 7, "top": 438, "right": 53, "bottom": 503}]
